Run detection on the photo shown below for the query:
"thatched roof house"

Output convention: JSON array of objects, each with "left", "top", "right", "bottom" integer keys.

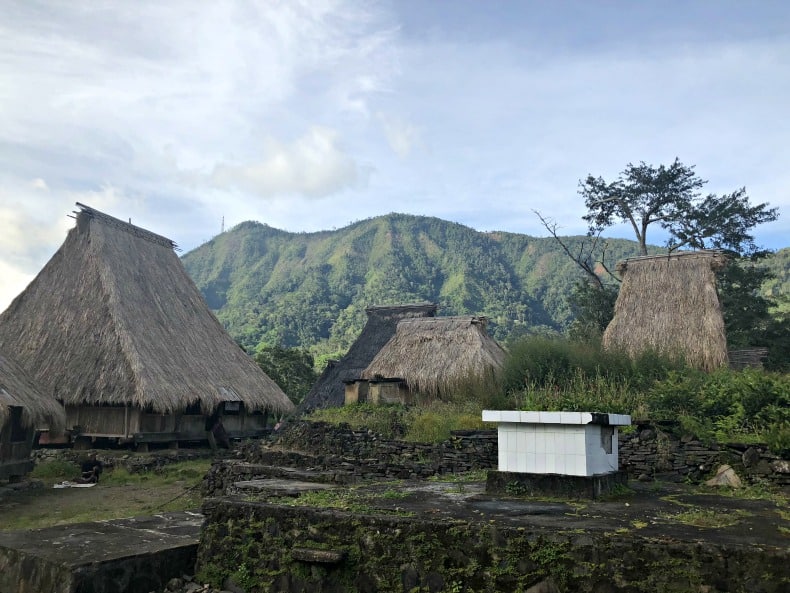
[
  {"left": 602, "top": 250, "right": 728, "bottom": 371},
  {"left": 0, "top": 204, "right": 293, "bottom": 445},
  {"left": 299, "top": 303, "right": 437, "bottom": 411},
  {"left": 360, "top": 315, "right": 507, "bottom": 400},
  {"left": 1, "top": 350, "right": 66, "bottom": 479}
]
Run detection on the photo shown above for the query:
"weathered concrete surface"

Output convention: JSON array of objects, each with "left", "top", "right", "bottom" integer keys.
[
  {"left": 198, "top": 479, "right": 790, "bottom": 592},
  {"left": 0, "top": 511, "right": 203, "bottom": 593},
  {"left": 230, "top": 478, "right": 336, "bottom": 497}
]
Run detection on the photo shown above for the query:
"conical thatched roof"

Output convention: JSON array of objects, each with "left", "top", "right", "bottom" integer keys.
[
  {"left": 299, "top": 303, "right": 437, "bottom": 411},
  {"left": 0, "top": 350, "right": 66, "bottom": 431},
  {"left": 0, "top": 204, "right": 293, "bottom": 415},
  {"left": 602, "top": 250, "right": 728, "bottom": 371},
  {"left": 361, "top": 315, "right": 507, "bottom": 398}
]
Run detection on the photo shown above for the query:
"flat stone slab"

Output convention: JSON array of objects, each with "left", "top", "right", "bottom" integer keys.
[
  {"left": 231, "top": 478, "right": 336, "bottom": 497},
  {"left": 0, "top": 511, "right": 203, "bottom": 593}
]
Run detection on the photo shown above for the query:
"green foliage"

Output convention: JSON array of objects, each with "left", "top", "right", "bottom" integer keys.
[
  {"left": 29, "top": 459, "right": 79, "bottom": 480},
  {"left": 402, "top": 402, "right": 488, "bottom": 443},
  {"left": 182, "top": 214, "right": 649, "bottom": 353},
  {"left": 579, "top": 159, "right": 778, "bottom": 256},
  {"left": 308, "top": 401, "right": 488, "bottom": 444},
  {"left": 502, "top": 336, "right": 682, "bottom": 397},
  {"left": 763, "top": 423, "right": 790, "bottom": 457},
  {"left": 502, "top": 337, "right": 788, "bottom": 446},
  {"left": 307, "top": 403, "right": 408, "bottom": 439},
  {"left": 567, "top": 281, "right": 618, "bottom": 342},
  {"left": 253, "top": 344, "right": 317, "bottom": 403},
  {"left": 649, "top": 368, "right": 790, "bottom": 444}
]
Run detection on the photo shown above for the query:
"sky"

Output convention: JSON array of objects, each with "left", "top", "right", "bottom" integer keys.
[{"left": 2, "top": 0, "right": 789, "bottom": 311}]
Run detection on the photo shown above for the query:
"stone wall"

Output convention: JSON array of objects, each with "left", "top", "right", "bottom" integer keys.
[
  {"left": 197, "top": 497, "right": 788, "bottom": 593},
  {"left": 240, "top": 420, "right": 789, "bottom": 488},
  {"left": 31, "top": 447, "right": 215, "bottom": 473},
  {"left": 619, "top": 422, "right": 790, "bottom": 487},
  {"left": 273, "top": 422, "right": 498, "bottom": 479}
]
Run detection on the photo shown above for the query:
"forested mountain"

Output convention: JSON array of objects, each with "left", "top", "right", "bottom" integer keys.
[{"left": 181, "top": 214, "right": 789, "bottom": 361}]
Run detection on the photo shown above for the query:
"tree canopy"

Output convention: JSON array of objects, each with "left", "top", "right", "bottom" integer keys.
[{"left": 579, "top": 158, "right": 777, "bottom": 256}]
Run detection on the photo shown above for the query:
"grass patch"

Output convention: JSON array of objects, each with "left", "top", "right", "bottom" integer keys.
[
  {"left": 661, "top": 507, "right": 751, "bottom": 528},
  {"left": 102, "top": 459, "right": 210, "bottom": 486},
  {"left": 29, "top": 459, "right": 79, "bottom": 481},
  {"left": 427, "top": 469, "right": 488, "bottom": 483},
  {"left": 1, "top": 459, "right": 211, "bottom": 530},
  {"left": 308, "top": 401, "right": 488, "bottom": 443},
  {"left": 268, "top": 488, "right": 414, "bottom": 516}
]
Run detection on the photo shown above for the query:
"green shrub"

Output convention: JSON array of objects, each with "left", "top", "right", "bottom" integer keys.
[
  {"left": 307, "top": 403, "right": 408, "bottom": 439},
  {"left": 649, "top": 368, "right": 790, "bottom": 443},
  {"left": 763, "top": 423, "right": 790, "bottom": 457},
  {"left": 30, "top": 459, "right": 79, "bottom": 481}
]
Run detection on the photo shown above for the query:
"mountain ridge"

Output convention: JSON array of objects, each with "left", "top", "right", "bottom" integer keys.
[{"left": 181, "top": 213, "right": 789, "bottom": 360}]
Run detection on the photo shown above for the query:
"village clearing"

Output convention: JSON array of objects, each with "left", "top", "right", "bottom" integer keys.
[{"left": 0, "top": 457, "right": 210, "bottom": 531}]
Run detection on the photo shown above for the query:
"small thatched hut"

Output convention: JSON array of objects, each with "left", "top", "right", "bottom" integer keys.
[
  {"left": 1, "top": 351, "right": 66, "bottom": 479},
  {"left": 602, "top": 250, "right": 728, "bottom": 371},
  {"left": 0, "top": 204, "right": 293, "bottom": 447},
  {"left": 299, "top": 303, "right": 437, "bottom": 411},
  {"left": 358, "top": 315, "right": 507, "bottom": 403}
]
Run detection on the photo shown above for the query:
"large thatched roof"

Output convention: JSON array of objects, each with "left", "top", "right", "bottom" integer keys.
[
  {"left": 361, "top": 315, "right": 507, "bottom": 398},
  {"left": 0, "top": 350, "right": 66, "bottom": 431},
  {"left": 299, "top": 303, "right": 437, "bottom": 411},
  {"left": 0, "top": 204, "right": 293, "bottom": 415},
  {"left": 602, "top": 250, "right": 728, "bottom": 371}
]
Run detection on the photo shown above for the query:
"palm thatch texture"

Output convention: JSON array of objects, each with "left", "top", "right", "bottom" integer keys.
[
  {"left": 361, "top": 316, "right": 507, "bottom": 399},
  {"left": 602, "top": 250, "right": 728, "bottom": 371},
  {"left": 0, "top": 203, "right": 293, "bottom": 416},
  {"left": 299, "top": 303, "right": 437, "bottom": 411},
  {"left": 0, "top": 351, "right": 66, "bottom": 432}
]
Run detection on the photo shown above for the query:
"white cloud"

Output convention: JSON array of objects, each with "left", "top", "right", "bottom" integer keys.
[
  {"left": 1, "top": 1, "right": 788, "bottom": 317},
  {"left": 377, "top": 113, "right": 421, "bottom": 158},
  {"left": 210, "top": 127, "right": 364, "bottom": 198},
  {"left": 31, "top": 178, "right": 49, "bottom": 191}
]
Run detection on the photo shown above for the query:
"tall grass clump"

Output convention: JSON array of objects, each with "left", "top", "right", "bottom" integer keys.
[
  {"left": 308, "top": 399, "right": 489, "bottom": 444},
  {"left": 502, "top": 336, "right": 684, "bottom": 398},
  {"left": 403, "top": 400, "right": 488, "bottom": 442},
  {"left": 307, "top": 403, "right": 408, "bottom": 439}
]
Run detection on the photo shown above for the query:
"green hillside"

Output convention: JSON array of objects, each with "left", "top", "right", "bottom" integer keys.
[{"left": 181, "top": 214, "right": 789, "bottom": 359}]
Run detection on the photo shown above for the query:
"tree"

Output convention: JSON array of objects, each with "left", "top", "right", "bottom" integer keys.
[
  {"left": 254, "top": 345, "right": 317, "bottom": 405},
  {"left": 579, "top": 159, "right": 777, "bottom": 256},
  {"left": 539, "top": 159, "right": 781, "bottom": 346}
]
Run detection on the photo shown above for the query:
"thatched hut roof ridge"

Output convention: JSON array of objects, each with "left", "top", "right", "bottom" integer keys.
[
  {"left": 76, "top": 202, "right": 179, "bottom": 251},
  {"left": 365, "top": 302, "right": 437, "bottom": 315},
  {"left": 299, "top": 303, "right": 438, "bottom": 411},
  {"left": 604, "top": 250, "right": 728, "bottom": 371},
  {"left": 361, "top": 315, "right": 506, "bottom": 398},
  {"left": 0, "top": 352, "right": 66, "bottom": 431},
  {"left": 615, "top": 249, "right": 727, "bottom": 274},
  {"left": 0, "top": 205, "right": 293, "bottom": 415}
]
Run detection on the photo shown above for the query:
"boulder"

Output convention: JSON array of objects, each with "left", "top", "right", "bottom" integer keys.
[{"left": 704, "top": 464, "right": 742, "bottom": 488}]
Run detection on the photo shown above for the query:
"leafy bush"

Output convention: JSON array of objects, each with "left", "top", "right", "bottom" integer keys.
[
  {"left": 648, "top": 368, "right": 790, "bottom": 444},
  {"left": 30, "top": 459, "right": 79, "bottom": 481}
]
